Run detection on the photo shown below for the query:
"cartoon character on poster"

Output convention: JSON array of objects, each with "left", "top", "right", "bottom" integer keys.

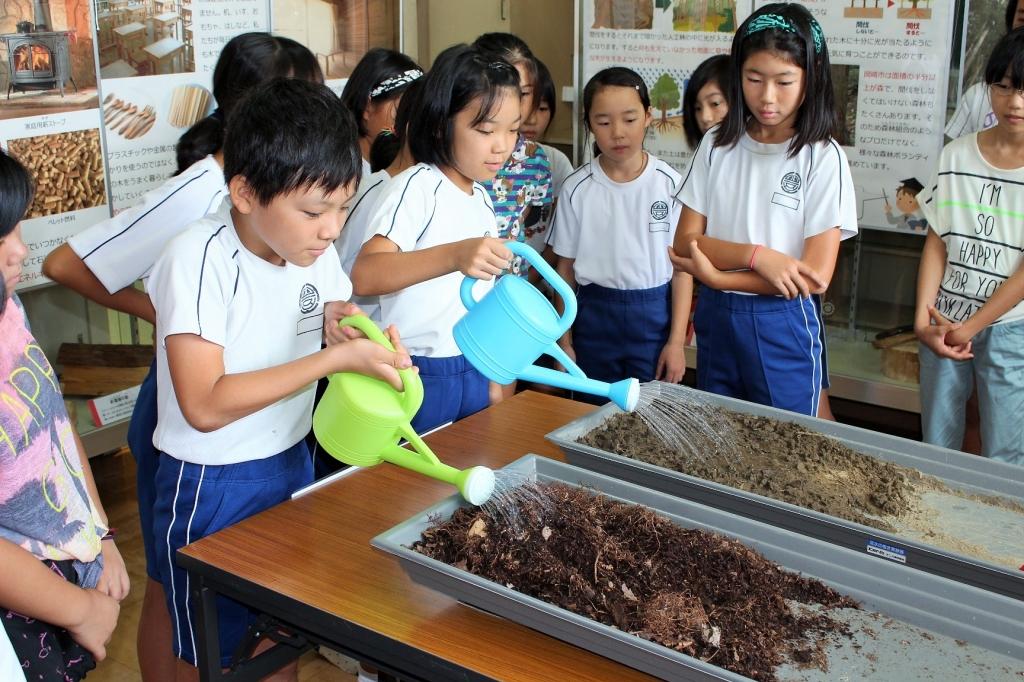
[{"left": 884, "top": 177, "right": 929, "bottom": 232}]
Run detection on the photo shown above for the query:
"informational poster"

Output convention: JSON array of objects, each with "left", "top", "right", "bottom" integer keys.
[
  {"left": 100, "top": 0, "right": 270, "bottom": 211},
  {"left": 0, "top": 0, "right": 106, "bottom": 288},
  {"left": 580, "top": 1, "right": 955, "bottom": 235},
  {"left": 0, "top": 0, "right": 274, "bottom": 289},
  {"left": 580, "top": 0, "right": 745, "bottom": 170},
  {"left": 774, "top": 0, "right": 956, "bottom": 234}
]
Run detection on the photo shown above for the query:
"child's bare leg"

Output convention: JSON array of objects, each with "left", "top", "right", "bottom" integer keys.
[
  {"left": 962, "top": 387, "right": 982, "bottom": 454},
  {"left": 817, "top": 389, "right": 835, "bottom": 421},
  {"left": 138, "top": 577, "right": 176, "bottom": 682},
  {"left": 174, "top": 636, "right": 299, "bottom": 682}
]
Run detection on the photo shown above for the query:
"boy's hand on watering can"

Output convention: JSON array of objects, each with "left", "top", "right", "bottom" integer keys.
[
  {"left": 334, "top": 325, "right": 413, "bottom": 390},
  {"left": 456, "top": 237, "right": 513, "bottom": 280},
  {"left": 324, "top": 301, "right": 365, "bottom": 345}
]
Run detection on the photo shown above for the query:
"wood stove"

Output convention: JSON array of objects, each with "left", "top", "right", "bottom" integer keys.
[{"left": 1, "top": 31, "right": 77, "bottom": 98}]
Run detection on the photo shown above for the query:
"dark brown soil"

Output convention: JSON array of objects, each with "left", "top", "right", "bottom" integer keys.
[
  {"left": 414, "top": 483, "right": 858, "bottom": 681},
  {"left": 581, "top": 410, "right": 916, "bottom": 532}
]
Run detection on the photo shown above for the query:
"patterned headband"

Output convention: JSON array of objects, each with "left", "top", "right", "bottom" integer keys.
[
  {"left": 370, "top": 69, "right": 423, "bottom": 98},
  {"left": 744, "top": 13, "right": 824, "bottom": 55}
]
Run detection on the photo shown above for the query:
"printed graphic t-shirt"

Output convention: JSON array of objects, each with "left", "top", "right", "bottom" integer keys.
[
  {"left": 485, "top": 137, "right": 553, "bottom": 274},
  {"left": 0, "top": 296, "right": 104, "bottom": 563},
  {"left": 918, "top": 132, "right": 1024, "bottom": 325}
]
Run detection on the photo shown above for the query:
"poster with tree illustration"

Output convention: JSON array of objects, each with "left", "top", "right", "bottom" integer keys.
[{"left": 580, "top": 0, "right": 740, "bottom": 170}]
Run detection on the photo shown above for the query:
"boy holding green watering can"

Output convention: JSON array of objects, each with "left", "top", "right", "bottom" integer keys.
[{"left": 145, "top": 79, "right": 412, "bottom": 680}]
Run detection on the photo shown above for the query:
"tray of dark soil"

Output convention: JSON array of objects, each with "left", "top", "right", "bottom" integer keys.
[
  {"left": 545, "top": 383, "right": 1024, "bottom": 600},
  {"left": 372, "top": 455, "right": 1024, "bottom": 681}
]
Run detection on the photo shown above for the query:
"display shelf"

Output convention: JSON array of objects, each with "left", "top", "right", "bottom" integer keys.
[{"left": 66, "top": 396, "right": 131, "bottom": 458}]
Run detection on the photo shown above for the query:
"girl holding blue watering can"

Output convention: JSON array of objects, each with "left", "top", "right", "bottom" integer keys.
[
  {"left": 351, "top": 44, "right": 518, "bottom": 433},
  {"left": 549, "top": 67, "right": 692, "bottom": 393}
]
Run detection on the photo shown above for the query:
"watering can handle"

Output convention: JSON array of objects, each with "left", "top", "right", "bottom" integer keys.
[
  {"left": 459, "top": 241, "right": 577, "bottom": 329},
  {"left": 337, "top": 315, "right": 423, "bottom": 416}
]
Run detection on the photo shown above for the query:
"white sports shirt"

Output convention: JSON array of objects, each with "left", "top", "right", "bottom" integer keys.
[
  {"left": 370, "top": 163, "right": 497, "bottom": 357},
  {"left": 68, "top": 155, "right": 227, "bottom": 292},
  {"left": 335, "top": 169, "right": 391, "bottom": 322},
  {"left": 677, "top": 129, "right": 858, "bottom": 266},
  {"left": 945, "top": 82, "right": 997, "bottom": 140},
  {"left": 550, "top": 152, "right": 682, "bottom": 290},
  {"left": 148, "top": 199, "right": 351, "bottom": 465},
  {"left": 539, "top": 142, "right": 575, "bottom": 198}
]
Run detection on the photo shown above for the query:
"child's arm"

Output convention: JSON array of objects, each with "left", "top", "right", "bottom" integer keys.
[
  {"left": 554, "top": 256, "right": 577, "bottom": 362},
  {"left": 43, "top": 244, "right": 156, "bottom": 324},
  {"left": 351, "top": 235, "right": 512, "bottom": 296},
  {"left": 0, "top": 538, "right": 119, "bottom": 661},
  {"left": 914, "top": 231, "right": 973, "bottom": 359},
  {"left": 946, "top": 262, "right": 1024, "bottom": 347},
  {"left": 70, "top": 428, "right": 130, "bottom": 601},
  {"left": 166, "top": 327, "right": 411, "bottom": 432},
  {"left": 656, "top": 271, "right": 692, "bottom": 383}
]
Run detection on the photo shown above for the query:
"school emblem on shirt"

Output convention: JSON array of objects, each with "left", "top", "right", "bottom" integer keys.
[
  {"left": 781, "top": 172, "right": 802, "bottom": 193},
  {"left": 650, "top": 200, "right": 669, "bottom": 221},
  {"left": 299, "top": 283, "right": 320, "bottom": 313}
]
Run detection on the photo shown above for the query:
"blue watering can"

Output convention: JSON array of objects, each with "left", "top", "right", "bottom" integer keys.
[{"left": 454, "top": 241, "right": 639, "bottom": 412}]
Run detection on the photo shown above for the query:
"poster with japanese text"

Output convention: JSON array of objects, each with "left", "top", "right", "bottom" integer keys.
[
  {"left": 581, "top": 0, "right": 748, "bottom": 171},
  {"left": 0, "top": 0, "right": 106, "bottom": 288},
  {"left": 99, "top": 0, "right": 270, "bottom": 212},
  {"left": 754, "top": 0, "right": 955, "bottom": 234}
]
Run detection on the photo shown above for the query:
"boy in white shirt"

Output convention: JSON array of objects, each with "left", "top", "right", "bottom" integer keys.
[{"left": 146, "top": 78, "right": 411, "bottom": 679}]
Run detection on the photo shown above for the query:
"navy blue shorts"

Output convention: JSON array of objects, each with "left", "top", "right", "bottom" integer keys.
[
  {"left": 127, "top": 361, "right": 160, "bottom": 580},
  {"left": 573, "top": 282, "right": 671, "bottom": 398},
  {"left": 152, "top": 441, "right": 313, "bottom": 667},
  {"left": 694, "top": 288, "right": 824, "bottom": 416},
  {"left": 409, "top": 354, "right": 489, "bottom": 434}
]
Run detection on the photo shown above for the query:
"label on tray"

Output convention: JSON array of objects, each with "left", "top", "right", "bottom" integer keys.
[{"left": 866, "top": 539, "right": 907, "bottom": 564}]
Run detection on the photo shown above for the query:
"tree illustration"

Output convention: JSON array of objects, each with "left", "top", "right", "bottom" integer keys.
[{"left": 650, "top": 73, "right": 681, "bottom": 131}]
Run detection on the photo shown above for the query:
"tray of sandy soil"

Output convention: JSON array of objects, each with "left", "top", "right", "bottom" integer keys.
[
  {"left": 546, "top": 383, "right": 1024, "bottom": 601},
  {"left": 373, "top": 455, "right": 1024, "bottom": 681}
]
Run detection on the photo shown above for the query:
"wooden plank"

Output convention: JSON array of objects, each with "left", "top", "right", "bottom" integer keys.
[
  {"left": 60, "top": 365, "right": 150, "bottom": 397},
  {"left": 57, "top": 343, "right": 153, "bottom": 368}
]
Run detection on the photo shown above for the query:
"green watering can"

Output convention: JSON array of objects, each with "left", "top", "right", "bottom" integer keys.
[{"left": 312, "top": 315, "right": 496, "bottom": 505}]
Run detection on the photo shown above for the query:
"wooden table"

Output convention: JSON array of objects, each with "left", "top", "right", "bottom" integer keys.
[
  {"left": 113, "top": 21, "right": 145, "bottom": 63},
  {"left": 150, "top": 11, "right": 178, "bottom": 39},
  {"left": 179, "top": 392, "right": 656, "bottom": 681},
  {"left": 143, "top": 36, "right": 184, "bottom": 74}
]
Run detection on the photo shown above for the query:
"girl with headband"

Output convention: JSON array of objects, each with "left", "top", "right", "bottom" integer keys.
[{"left": 670, "top": 2, "right": 857, "bottom": 417}]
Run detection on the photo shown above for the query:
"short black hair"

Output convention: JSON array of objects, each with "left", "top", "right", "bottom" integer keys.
[
  {"left": 0, "top": 151, "right": 32, "bottom": 317},
  {"left": 472, "top": 32, "right": 538, "bottom": 112},
  {"left": 407, "top": 44, "right": 519, "bottom": 169},
  {"left": 340, "top": 48, "right": 422, "bottom": 138},
  {"left": 985, "top": 26, "right": 1024, "bottom": 89},
  {"left": 582, "top": 67, "right": 650, "bottom": 157},
  {"left": 369, "top": 79, "right": 423, "bottom": 172},
  {"left": 224, "top": 78, "right": 362, "bottom": 206},
  {"left": 0, "top": 150, "right": 33, "bottom": 240},
  {"left": 1007, "top": 0, "right": 1021, "bottom": 32},
  {"left": 683, "top": 54, "right": 730, "bottom": 148},
  {"left": 535, "top": 58, "right": 557, "bottom": 120},
  {"left": 718, "top": 2, "right": 839, "bottom": 157},
  {"left": 175, "top": 33, "right": 324, "bottom": 174}
]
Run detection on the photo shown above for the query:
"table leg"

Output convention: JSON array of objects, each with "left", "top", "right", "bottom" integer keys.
[{"left": 192, "top": 575, "right": 224, "bottom": 682}]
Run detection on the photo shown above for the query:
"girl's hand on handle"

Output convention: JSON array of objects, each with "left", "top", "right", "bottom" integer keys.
[
  {"left": 324, "top": 301, "right": 366, "bottom": 345},
  {"left": 750, "top": 247, "right": 826, "bottom": 299},
  {"left": 455, "top": 237, "right": 512, "bottom": 280},
  {"left": 656, "top": 343, "right": 686, "bottom": 384},
  {"left": 95, "top": 540, "right": 130, "bottom": 601},
  {"left": 67, "top": 588, "right": 119, "bottom": 662},
  {"left": 331, "top": 324, "right": 413, "bottom": 390}
]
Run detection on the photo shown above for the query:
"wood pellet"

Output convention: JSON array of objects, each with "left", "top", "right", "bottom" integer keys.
[{"left": 7, "top": 129, "right": 106, "bottom": 218}]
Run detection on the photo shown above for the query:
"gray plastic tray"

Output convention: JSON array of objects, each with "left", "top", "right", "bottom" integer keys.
[
  {"left": 546, "top": 385, "right": 1024, "bottom": 600},
  {"left": 372, "top": 455, "right": 1024, "bottom": 681}
]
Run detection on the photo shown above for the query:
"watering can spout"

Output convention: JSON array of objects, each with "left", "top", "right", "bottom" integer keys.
[{"left": 517, "top": 364, "right": 640, "bottom": 412}]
